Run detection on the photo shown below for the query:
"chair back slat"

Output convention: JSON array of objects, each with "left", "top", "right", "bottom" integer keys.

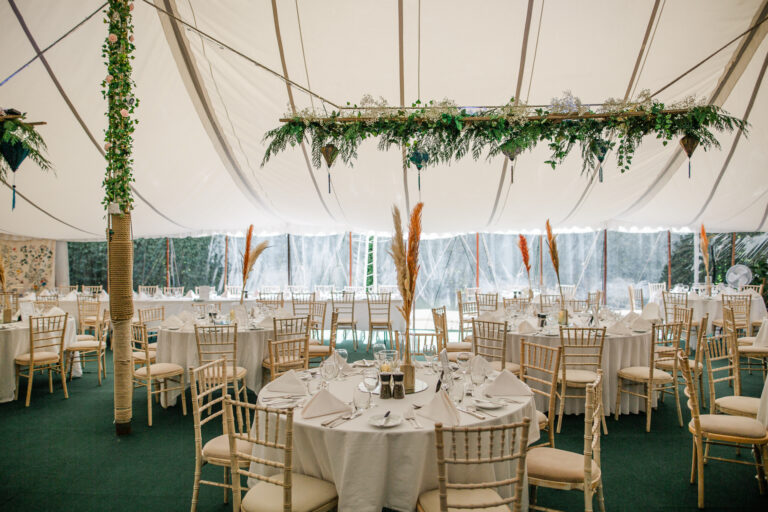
[
  {"left": 432, "top": 306, "right": 448, "bottom": 350},
  {"left": 268, "top": 316, "right": 310, "bottom": 377},
  {"left": 366, "top": 292, "right": 392, "bottom": 323},
  {"left": 503, "top": 297, "right": 530, "bottom": 313},
  {"left": 257, "top": 292, "right": 284, "bottom": 309},
  {"left": 195, "top": 324, "right": 238, "bottom": 367},
  {"left": 192, "top": 302, "right": 221, "bottom": 317},
  {"left": 291, "top": 292, "right": 315, "bottom": 317},
  {"left": 559, "top": 327, "right": 606, "bottom": 376},
  {"left": 662, "top": 292, "right": 688, "bottom": 323},
  {"left": 722, "top": 294, "right": 751, "bottom": 329},
  {"left": 331, "top": 291, "right": 355, "bottom": 323},
  {"left": 190, "top": 358, "right": 229, "bottom": 440},
  {"left": 29, "top": 314, "right": 68, "bottom": 360},
  {"left": 138, "top": 285, "right": 159, "bottom": 296},
  {"left": 81, "top": 285, "right": 103, "bottom": 296},
  {"left": 163, "top": 286, "right": 184, "bottom": 297},
  {"left": 472, "top": 319, "right": 507, "bottom": 363},
  {"left": 475, "top": 292, "right": 499, "bottom": 312}
]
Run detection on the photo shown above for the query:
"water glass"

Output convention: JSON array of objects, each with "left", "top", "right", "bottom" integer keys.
[
  {"left": 320, "top": 359, "right": 339, "bottom": 389},
  {"left": 456, "top": 352, "right": 471, "bottom": 374},
  {"left": 353, "top": 387, "right": 370, "bottom": 411},
  {"left": 423, "top": 346, "right": 436, "bottom": 373},
  {"left": 362, "top": 367, "right": 379, "bottom": 406},
  {"left": 372, "top": 343, "right": 386, "bottom": 360},
  {"left": 449, "top": 379, "right": 465, "bottom": 404}
]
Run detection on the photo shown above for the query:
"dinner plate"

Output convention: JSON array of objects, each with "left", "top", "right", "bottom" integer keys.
[
  {"left": 368, "top": 413, "right": 403, "bottom": 428},
  {"left": 472, "top": 398, "right": 504, "bottom": 410},
  {"left": 166, "top": 327, "right": 180, "bottom": 331},
  {"left": 353, "top": 360, "right": 375, "bottom": 367}
]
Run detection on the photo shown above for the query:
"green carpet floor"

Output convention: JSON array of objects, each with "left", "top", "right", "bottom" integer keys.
[{"left": 1, "top": 336, "right": 767, "bottom": 511}]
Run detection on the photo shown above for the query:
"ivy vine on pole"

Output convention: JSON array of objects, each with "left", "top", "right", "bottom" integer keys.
[{"left": 102, "top": 0, "right": 139, "bottom": 212}]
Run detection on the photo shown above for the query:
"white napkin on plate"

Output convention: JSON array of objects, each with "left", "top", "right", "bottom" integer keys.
[
  {"left": 640, "top": 302, "right": 661, "bottom": 320},
  {"left": 178, "top": 310, "right": 195, "bottom": 324},
  {"left": 268, "top": 370, "right": 308, "bottom": 395},
  {"left": 606, "top": 320, "right": 632, "bottom": 336},
  {"left": 470, "top": 355, "right": 490, "bottom": 376},
  {"left": 517, "top": 320, "right": 537, "bottom": 334},
  {"left": 485, "top": 370, "right": 532, "bottom": 397},
  {"left": 161, "top": 316, "right": 183, "bottom": 329},
  {"left": 418, "top": 389, "right": 460, "bottom": 426},
  {"left": 43, "top": 306, "right": 66, "bottom": 317},
  {"left": 64, "top": 290, "right": 78, "bottom": 300},
  {"left": 754, "top": 319, "right": 768, "bottom": 347},
  {"left": 631, "top": 317, "right": 652, "bottom": 332},
  {"left": 301, "top": 388, "right": 350, "bottom": 419},
  {"left": 185, "top": 290, "right": 196, "bottom": 298}
]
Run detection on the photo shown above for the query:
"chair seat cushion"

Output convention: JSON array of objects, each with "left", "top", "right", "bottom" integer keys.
[
  {"left": 738, "top": 345, "right": 768, "bottom": 355},
  {"left": 617, "top": 366, "right": 673, "bottom": 382},
  {"left": 447, "top": 341, "right": 472, "bottom": 352},
  {"left": 134, "top": 362, "right": 183, "bottom": 378},
  {"left": 241, "top": 472, "right": 337, "bottom": 512},
  {"left": 132, "top": 350, "right": 156, "bottom": 361},
  {"left": 308, "top": 345, "right": 331, "bottom": 355},
  {"left": 527, "top": 446, "right": 601, "bottom": 484},
  {"left": 309, "top": 338, "right": 323, "bottom": 346},
  {"left": 559, "top": 369, "right": 600, "bottom": 384},
  {"left": 715, "top": 396, "right": 760, "bottom": 417},
  {"left": 202, "top": 434, "right": 250, "bottom": 462},
  {"left": 225, "top": 365, "right": 247, "bottom": 379},
  {"left": 67, "top": 340, "right": 101, "bottom": 351},
  {"left": 147, "top": 342, "right": 158, "bottom": 350},
  {"left": 737, "top": 336, "right": 755, "bottom": 346},
  {"left": 15, "top": 351, "right": 59, "bottom": 364},
  {"left": 76, "top": 334, "right": 96, "bottom": 342},
  {"left": 537, "top": 409, "right": 549, "bottom": 428},
  {"left": 693, "top": 414, "right": 768, "bottom": 440},
  {"left": 417, "top": 488, "right": 509, "bottom": 512},
  {"left": 656, "top": 359, "right": 702, "bottom": 371},
  {"left": 491, "top": 360, "right": 521, "bottom": 373}
]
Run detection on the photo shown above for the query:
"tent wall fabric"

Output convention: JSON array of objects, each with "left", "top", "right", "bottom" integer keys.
[{"left": 1, "top": 0, "right": 767, "bottom": 240}]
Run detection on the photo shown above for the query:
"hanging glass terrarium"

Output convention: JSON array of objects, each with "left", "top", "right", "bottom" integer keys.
[
  {"left": 500, "top": 139, "right": 524, "bottom": 183},
  {"left": 320, "top": 144, "right": 339, "bottom": 193},
  {"left": 408, "top": 147, "right": 430, "bottom": 191}
]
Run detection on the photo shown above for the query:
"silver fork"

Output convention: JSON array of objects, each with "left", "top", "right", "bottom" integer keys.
[{"left": 404, "top": 405, "right": 422, "bottom": 429}]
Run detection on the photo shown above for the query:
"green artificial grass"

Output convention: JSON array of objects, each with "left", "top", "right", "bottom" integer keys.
[{"left": 1, "top": 335, "right": 766, "bottom": 511}]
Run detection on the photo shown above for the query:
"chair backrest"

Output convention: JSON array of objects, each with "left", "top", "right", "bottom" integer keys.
[
  {"left": 309, "top": 300, "right": 327, "bottom": 335},
  {"left": 130, "top": 323, "right": 154, "bottom": 376},
  {"left": 539, "top": 294, "right": 561, "bottom": 313},
  {"left": 292, "top": 292, "right": 315, "bottom": 317},
  {"left": 703, "top": 311, "right": 741, "bottom": 409},
  {"left": 163, "top": 286, "right": 184, "bottom": 297},
  {"left": 226, "top": 285, "right": 243, "bottom": 298},
  {"left": 503, "top": 297, "right": 530, "bottom": 313},
  {"left": 28, "top": 314, "right": 68, "bottom": 363},
  {"left": 582, "top": 371, "right": 604, "bottom": 489},
  {"left": 1, "top": 292, "right": 19, "bottom": 314},
  {"left": 560, "top": 284, "right": 576, "bottom": 300},
  {"left": 268, "top": 316, "right": 310, "bottom": 376},
  {"left": 628, "top": 285, "right": 644, "bottom": 312},
  {"left": 464, "top": 287, "right": 480, "bottom": 301},
  {"left": 190, "top": 358, "right": 229, "bottom": 457},
  {"left": 662, "top": 292, "right": 688, "bottom": 323},
  {"left": 432, "top": 306, "right": 448, "bottom": 350},
  {"left": 260, "top": 285, "right": 282, "bottom": 294},
  {"left": 331, "top": 291, "right": 355, "bottom": 321},
  {"left": 650, "top": 322, "right": 683, "bottom": 376},
  {"left": 34, "top": 295, "right": 60, "bottom": 312},
  {"left": 57, "top": 285, "right": 78, "bottom": 296},
  {"left": 520, "top": 341, "right": 561, "bottom": 415},
  {"left": 258, "top": 292, "right": 284, "bottom": 308},
  {"left": 564, "top": 299, "right": 589, "bottom": 313},
  {"left": 475, "top": 292, "right": 499, "bottom": 312},
  {"left": 313, "top": 284, "right": 335, "bottom": 296},
  {"left": 648, "top": 282, "right": 667, "bottom": 296},
  {"left": 377, "top": 284, "right": 399, "bottom": 294},
  {"left": 673, "top": 305, "right": 694, "bottom": 348},
  {"left": 82, "top": 285, "right": 103, "bottom": 296},
  {"left": 472, "top": 319, "right": 508, "bottom": 363},
  {"left": 138, "top": 285, "right": 158, "bottom": 296},
  {"left": 559, "top": 327, "right": 606, "bottom": 378},
  {"left": 77, "top": 296, "right": 101, "bottom": 332},
  {"left": 722, "top": 294, "right": 751, "bottom": 328},
  {"left": 195, "top": 324, "right": 238, "bottom": 367},
  {"left": 191, "top": 302, "right": 221, "bottom": 317},
  {"left": 678, "top": 351, "right": 703, "bottom": 436},
  {"left": 225, "top": 397, "right": 295, "bottom": 512},
  {"left": 434, "top": 417, "right": 531, "bottom": 512},
  {"left": 587, "top": 291, "right": 602, "bottom": 313},
  {"left": 740, "top": 283, "right": 764, "bottom": 295},
  {"left": 366, "top": 292, "right": 392, "bottom": 323},
  {"left": 138, "top": 306, "right": 165, "bottom": 334},
  {"left": 457, "top": 291, "right": 478, "bottom": 327},
  {"left": 397, "top": 331, "right": 438, "bottom": 357}
]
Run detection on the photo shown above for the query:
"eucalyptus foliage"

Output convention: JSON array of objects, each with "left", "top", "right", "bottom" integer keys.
[
  {"left": 262, "top": 96, "right": 747, "bottom": 175},
  {"left": 101, "top": 0, "right": 138, "bottom": 212},
  {"left": 0, "top": 116, "right": 51, "bottom": 180}
]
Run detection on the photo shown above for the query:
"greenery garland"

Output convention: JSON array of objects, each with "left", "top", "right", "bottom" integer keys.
[
  {"left": 101, "top": 0, "right": 138, "bottom": 212},
  {"left": 262, "top": 92, "right": 747, "bottom": 175},
  {"left": 0, "top": 113, "right": 51, "bottom": 180}
]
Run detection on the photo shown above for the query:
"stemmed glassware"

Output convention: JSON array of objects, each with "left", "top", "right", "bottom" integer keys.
[
  {"left": 361, "top": 367, "right": 379, "bottom": 407},
  {"left": 320, "top": 359, "right": 339, "bottom": 389},
  {"left": 469, "top": 358, "right": 486, "bottom": 398},
  {"left": 423, "top": 345, "right": 437, "bottom": 374},
  {"left": 372, "top": 343, "right": 386, "bottom": 364},
  {"left": 456, "top": 352, "right": 471, "bottom": 375}
]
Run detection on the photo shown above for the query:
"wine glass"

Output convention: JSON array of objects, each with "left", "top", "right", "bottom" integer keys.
[
  {"left": 372, "top": 343, "right": 386, "bottom": 363},
  {"left": 320, "top": 359, "right": 339, "bottom": 389},
  {"left": 423, "top": 345, "right": 436, "bottom": 373},
  {"left": 470, "top": 358, "right": 486, "bottom": 397},
  {"left": 362, "top": 367, "right": 379, "bottom": 407},
  {"left": 456, "top": 352, "right": 471, "bottom": 375},
  {"left": 336, "top": 348, "right": 348, "bottom": 366}
]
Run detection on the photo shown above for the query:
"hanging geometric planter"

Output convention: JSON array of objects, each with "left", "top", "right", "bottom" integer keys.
[
  {"left": 679, "top": 134, "right": 699, "bottom": 179},
  {"left": 0, "top": 132, "right": 30, "bottom": 211},
  {"left": 500, "top": 140, "right": 524, "bottom": 184},
  {"left": 320, "top": 144, "right": 339, "bottom": 193},
  {"left": 590, "top": 139, "right": 610, "bottom": 183},
  {"left": 408, "top": 147, "right": 430, "bottom": 191}
]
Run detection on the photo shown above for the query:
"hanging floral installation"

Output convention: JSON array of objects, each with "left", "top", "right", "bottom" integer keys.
[
  {"left": 0, "top": 109, "right": 51, "bottom": 209},
  {"left": 262, "top": 91, "right": 746, "bottom": 180}
]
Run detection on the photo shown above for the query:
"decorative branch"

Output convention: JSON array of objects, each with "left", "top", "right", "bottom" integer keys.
[
  {"left": 518, "top": 234, "right": 532, "bottom": 295},
  {"left": 390, "top": 202, "right": 424, "bottom": 330},
  {"left": 240, "top": 224, "right": 269, "bottom": 304},
  {"left": 700, "top": 224, "right": 710, "bottom": 279},
  {"left": 545, "top": 219, "right": 564, "bottom": 304}
]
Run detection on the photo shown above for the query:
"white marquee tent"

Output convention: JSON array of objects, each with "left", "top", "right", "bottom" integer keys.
[{"left": 2, "top": 0, "right": 768, "bottom": 240}]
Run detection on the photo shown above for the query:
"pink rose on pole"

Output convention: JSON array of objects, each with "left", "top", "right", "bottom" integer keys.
[
  {"left": 106, "top": 75, "right": 113, "bottom": 83},
  {"left": 120, "top": 109, "right": 129, "bottom": 117},
  {"left": 108, "top": 33, "right": 118, "bottom": 43},
  {"left": 129, "top": 35, "right": 134, "bottom": 43},
  {"left": 105, "top": 142, "right": 112, "bottom": 150},
  {"left": 129, "top": 3, "right": 134, "bottom": 11}
]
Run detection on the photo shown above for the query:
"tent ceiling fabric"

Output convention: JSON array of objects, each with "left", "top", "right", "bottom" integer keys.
[{"left": 1, "top": 0, "right": 766, "bottom": 241}]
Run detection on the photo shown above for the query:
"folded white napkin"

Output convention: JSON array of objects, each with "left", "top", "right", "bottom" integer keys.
[
  {"left": 439, "top": 348, "right": 451, "bottom": 374},
  {"left": 478, "top": 310, "right": 504, "bottom": 322},
  {"left": 640, "top": 302, "right": 661, "bottom": 320},
  {"left": 133, "top": 291, "right": 139, "bottom": 299},
  {"left": 178, "top": 310, "right": 195, "bottom": 324},
  {"left": 485, "top": 370, "right": 532, "bottom": 397},
  {"left": 138, "top": 292, "right": 149, "bottom": 300},
  {"left": 154, "top": 290, "right": 164, "bottom": 299},
  {"left": 631, "top": 317, "right": 652, "bottom": 332},
  {"left": 754, "top": 319, "right": 768, "bottom": 347},
  {"left": 99, "top": 290, "right": 109, "bottom": 300},
  {"left": 418, "top": 389, "right": 460, "bottom": 426},
  {"left": 517, "top": 319, "right": 537, "bottom": 334},
  {"left": 268, "top": 370, "right": 308, "bottom": 395},
  {"left": 606, "top": 320, "right": 632, "bottom": 336},
  {"left": 44, "top": 306, "right": 66, "bottom": 317},
  {"left": 64, "top": 290, "right": 78, "bottom": 300},
  {"left": 232, "top": 305, "right": 249, "bottom": 327},
  {"left": 301, "top": 388, "right": 350, "bottom": 419},
  {"left": 185, "top": 290, "right": 196, "bottom": 298},
  {"left": 161, "top": 316, "right": 183, "bottom": 329},
  {"left": 22, "top": 292, "right": 36, "bottom": 301},
  {"left": 39, "top": 289, "right": 52, "bottom": 297},
  {"left": 470, "top": 355, "right": 490, "bottom": 376},
  {"left": 330, "top": 351, "right": 352, "bottom": 372},
  {"left": 622, "top": 312, "right": 640, "bottom": 324}
]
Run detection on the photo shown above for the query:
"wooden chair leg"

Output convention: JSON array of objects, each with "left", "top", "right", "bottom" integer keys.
[
  {"left": 673, "top": 380, "right": 683, "bottom": 427},
  {"left": 754, "top": 444, "right": 767, "bottom": 494},
  {"left": 191, "top": 456, "right": 202, "bottom": 512},
  {"left": 556, "top": 381, "right": 566, "bottom": 433},
  {"left": 14, "top": 364, "right": 20, "bottom": 401},
  {"left": 180, "top": 374, "right": 187, "bottom": 417},
  {"left": 596, "top": 482, "right": 606, "bottom": 512},
  {"left": 690, "top": 439, "right": 697, "bottom": 484},
  {"left": 223, "top": 466, "right": 229, "bottom": 504},
  {"left": 147, "top": 378, "right": 153, "bottom": 427},
  {"left": 614, "top": 379, "right": 622, "bottom": 421},
  {"left": 352, "top": 328, "right": 358, "bottom": 351},
  {"left": 696, "top": 438, "right": 705, "bottom": 508},
  {"left": 97, "top": 351, "right": 103, "bottom": 386},
  {"left": 367, "top": 328, "right": 373, "bottom": 352},
  {"left": 25, "top": 368, "right": 34, "bottom": 407},
  {"left": 645, "top": 383, "right": 653, "bottom": 433},
  {"left": 585, "top": 483, "right": 593, "bottom": 512},
  {"left": 48, "top": 367, "right": 53, "bottom": 394}
]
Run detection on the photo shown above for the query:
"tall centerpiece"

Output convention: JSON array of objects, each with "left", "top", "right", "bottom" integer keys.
[
  {"left": 240, "top": 224, "right": 269, "bottom": 304},
  {"left": 545, "top": 219, "right": 567, "bottom": 324},
  {"left": 390, "top": 202, "right": 423, "bottom": 393},
  {"left": 0, "top": 257, "right": 9, "bottom": 323},
  {"left": 518, "top": 235, "right": 533, "bottom": 299},
  {"left": 700, "top": 224, "right": 711, "bottom": 296}
]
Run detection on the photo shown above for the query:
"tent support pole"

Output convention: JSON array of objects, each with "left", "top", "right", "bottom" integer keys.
[
  {"left": 539, "top": 235, "right": 543, "bottom": 290},
  {"left": 224, "top": 235, "right": 228, "bottom": 292},
  {"left": 349, "top": 232, "right": 352, "bottom": 287},
  {"left": 165, "top": 238, "right": 170, "bottom": 288},
  {"left": 667, "top": 230, "right": 672, "bottom": 289},
  {"left": 602, "top": 229, "right": 607, "bottom": 305},
  {"left": 475, "top": 233, "right": 480, "bottom": 288},
  {"left": 287, "top": 234, "right": 292, "bottom": 286},
  {"left": 731, "top": 233, "right": 736, "bottom": 265}
]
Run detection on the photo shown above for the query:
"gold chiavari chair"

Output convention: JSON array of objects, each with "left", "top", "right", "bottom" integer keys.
[
  {"left": 163, "top": 286, "right": 184, "bottom": 297},
  {"left": 331, "top": 291, "right": 358, "bottom": 350},
  {"left": 503, "top": 297, "right": 530, "bottom": 313},
  {"left": 456, "top": 291, "right": 478, "bottom": 343},
  {"left": 712, "top": 294, "right": 751, "bottom": 335},
  {"left": 195, "top": 324, "right": 248, "bottom": 408},
  {"left": 560, "top": 284, "right": 577, "bottom": 300},
  {"left": 76, "top": 295, "right": 101, "bottom": 341},
  {"left": 309, "top": 310, "right": 337, "bottom": 363},
  {"left": 565, "top": 299, "right": 589, "bottom": 313},
  {"left": 417, "top": 418, "right": 531, "bottom": 512},
  {"left": 729, "top": 306, "right": 768, "bottom": 380},
  {"left": 528, "top": 372, "right": 606, "bottom": 512},
  {"left": 648, "top": 282, "right": 667, "bottom": 297},
  {"left": 615, "top": 322, "right": 683, "bottom": 432},
  {"left": 662, "top": 291, "right": 688, "bottom": 323},
  {"left": 138, "top": 285, "right": 159, "bottom": 296},
  {"left": 262, "top": 316, "right": 310, "bottom": 381},
  {"left": 65, "top": 308, "right": 107, "bottom": 385},
  {"left": 396, "top": 331, "right": 439, "bottom": 359},
  {"left": 14, "top": 313, "right": 69, "bottom": 406},
  {"left": 57, "top": 285, "right": 78, "bottom": 296},
  {"left": 628, "top": 285, "right": 644, "bottom": 313},
  {"left": 308, "top": 300, "right": 327, "bottom": 344},
  {"left": 224, "top": 397, "right": 339, "bottom": 512},
  {"left": 192, "top": 302, "right": 222, "bottom": 319},
  {"left": 131, "top": 323, "right": 186, "bottom": 426},
  {"left": 475, "top": 292, "right": 499, "bottom": 312},
  {"left": 81, "top": 285, "right": 103, "bottom": 296},
  {"left": 472, "top": 319, "right": 519, "bottom": 373},
  {"left": 587, "top": 291, "right": 601, "bottom": 314},
  {"left": 432, "top": 306, "right": 471, "bottom": 361},
  {"left": 659, "top": 308, "right": 708, "bottom": 409},
  {"left": 131, "top": 321, "right": 156, "bottom": 367},
  {"left": 190, "top": 358, "right": 249, "bottom": 511},
  {"left": 557, "top": 327, "right": 607, "bottom": 434},
  {"left": 520, "top": 340, "right": 561, "bottom": 448},
  {"left": 366, "top": 292, "right": 394, "bottom": 351},
  {"left": 1, "top": 291, "right": 19, "bottom": 316},
  {"left": 539, "top": 294, "right": 561, "bottom": 314},
  {"left": 739, "top": 284, "right": 765, "bottom": 334},
  {"left": 258, "top": 292, "right": 284, "bottom": 309},
  {"left": 34, "top": 294, "right": 59, "bottom": 312},
  {"left": 678, "top": 352, "right": 768, "bottom": 509},
  {"left": 291, "top": 292, "right": 315, "bottom": 318},
  {"left": 138, "top": 306, "right": 165, "bottom": 349}
]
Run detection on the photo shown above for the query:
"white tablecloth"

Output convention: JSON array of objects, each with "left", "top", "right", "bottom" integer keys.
[
  {"left": 757, "top": 377, "right": 768, "bottom": 428},
  {"left": 651, "top": 293, "right": 767, "bottom": 331},
  {"left": 506, "top": 330, "right": 652, "bottom": 415},
  {"left": 0, "top": 318, "right": 79, "bottom": 403},
  {"left": 253, "top": 370, "right": 539, "bottom": 512},
  {"left": 155, "top": 325, "right": 271, "bottom": 405}
]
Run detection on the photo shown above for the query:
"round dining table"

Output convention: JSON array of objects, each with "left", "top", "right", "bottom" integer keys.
[
  {"left": 650, "top": 291, "right": 767, "bottom": 331},
  {"left": 253, "top": 368, "right": 539, "bottom": 512}
]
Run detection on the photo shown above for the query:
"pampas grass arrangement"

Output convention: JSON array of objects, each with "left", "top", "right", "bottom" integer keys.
[
  {"left": 545, "top": 219, "right": 564, "bottom": 304},
  {"left": 700, "top": 224, "right": 710, "bottom": 279},
  {"left": 518, "top": 234, "right": 532, "bottom": 297},
  {"left": 241, "top": 225, "right": 269, "bottom": 304}
]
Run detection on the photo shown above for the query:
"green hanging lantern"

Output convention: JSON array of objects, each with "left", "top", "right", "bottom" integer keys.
[
  {"left": 499, "top": 140, "right": 524, "bottom": 183},
  {"left": 679, "top": 134, "right": 699, "bottom": 179},
  {"left": 320, "top": 144, "right": 339, "bottom": 193},
  {"left": 591, "top": 139, "right": 610, "bottom": 183},
  {"left": 408, "top": 147, "right": 429, "bottom": 191},
  {"left": 0, "top": 125, "right": 30, "bottom": 210}
]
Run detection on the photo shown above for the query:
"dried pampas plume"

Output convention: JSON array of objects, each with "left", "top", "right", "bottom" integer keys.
[
  {"left": 700, "top": 224, "right": 710, "bottom": 276},
  {"left": 241, "top": 224, "right": 269, "bottom": 304}
]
